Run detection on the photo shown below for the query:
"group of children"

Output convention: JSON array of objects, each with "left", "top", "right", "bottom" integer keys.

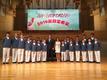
[
  {"left": 58, "top": 37, "right": 101, "bottom": 63},
  {"left": 2, "top": 33, "right": 47, "bottom": 64},
  {"left": 2, "top": 32, "right": 101, "bottom": 64}
]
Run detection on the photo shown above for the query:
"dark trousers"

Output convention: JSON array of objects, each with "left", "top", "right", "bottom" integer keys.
[{"left": 47, "top": 49, "right": 55, "bottom": 61}]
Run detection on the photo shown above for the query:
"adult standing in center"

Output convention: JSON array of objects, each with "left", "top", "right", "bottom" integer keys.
[
  {"left": 46, "top": 35, "right": 55, "bottom": 61},
  {"left": 55, "top": 38, "right": 61, "bottom": 62}
]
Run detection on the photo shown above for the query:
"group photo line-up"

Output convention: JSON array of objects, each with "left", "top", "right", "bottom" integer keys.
[{"left": 2, "top": 32, "right": 101, "bottom": 64}]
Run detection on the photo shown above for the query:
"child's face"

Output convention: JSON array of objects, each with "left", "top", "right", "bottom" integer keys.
[
  {"left": 95, "top": 39, "right": 97, "bottom": 42},
  {"left": 83, "top": 35, "right": 86, "bottom": 39},
  {"left": 64, "top": 39, "right": 66, "bottom": 42},
  {"left": 82, "top": 40, "right": 84, "bottom": 43},
  {"left": 33, "top": 40, "right": 35, "bottom": 43},
  {"left": 67, "top": 38, "right": 69, "bottom": 41},
  {"left": 6, "top": 34, "right": 9, "bottom": 37},
  {"left": 70, "top": 39, "right": 72, "bottom": 42},
  {"left": 15, "top": 33, "right": 18, "bottom": 37},
  {"left": 28, "top": 38, "right": 30, "bottom": 41},
  {"left": 91, "top": 34, "right": 94, "bottom": 37},
  {"left": 62, "top": 41, "right": 64, "bottom": 44},
  {"left": 88, "top": 39, "right": 91, "bottom": 42},
  {"left": 76, "top": 37, "right": 79, "bottom": 41},
  {"left": 20, "top": 35, "right": 23, "bottom": 38},
  {"left": 43, "top": 40, "right": 46, "bottom": 43},
  {"left": 37, "top": 41, "right": 40, "bottom": 43}
]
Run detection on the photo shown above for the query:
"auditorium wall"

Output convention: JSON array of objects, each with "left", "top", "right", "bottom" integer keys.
[
  {"left": 0, "top": 0, "right": 107, "bottom": 38},
  {"left": 94, "top": 15, "right": 107, "bottom": 31},
  {"left": 0, "top": 15, "right": 14, "bottom": 32},
  {"left": 93, "top": 0, "right": 107, "bottom": 31}
]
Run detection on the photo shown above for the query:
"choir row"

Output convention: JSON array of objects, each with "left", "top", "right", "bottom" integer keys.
[{"left": 2, "top": 33, "right": 101, "bottom": 64}]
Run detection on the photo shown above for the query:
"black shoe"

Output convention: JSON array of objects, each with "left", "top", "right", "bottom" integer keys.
[
  {"left": 2, "top": 62, "right": 5, "bottom": 64},
  {"left": 5, "top": 62, "right": 9, "bottom": 64},
  {"left": 96, "top": 62, "right": 101, "bottom": 63},
  {"left": 12, "top": 62, "right": 16, "bottom": 63}
]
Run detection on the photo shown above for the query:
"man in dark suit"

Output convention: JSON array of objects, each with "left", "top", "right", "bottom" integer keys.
[{"left": 46, "top": 35, "right": 55, "bottom": 61}]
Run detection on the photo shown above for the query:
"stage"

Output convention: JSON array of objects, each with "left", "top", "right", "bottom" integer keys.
[
  {"left": 0, "top": 57, "right": 107, "bottom": 80},
  {"left": 0, "top": 42, "right": 107, "bottom": 80}
]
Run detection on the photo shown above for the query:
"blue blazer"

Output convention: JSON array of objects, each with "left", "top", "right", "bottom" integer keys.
[
  {"left": 69, "top": 43, "right": 74, "bottom": 51},
  {"left": 64, "top": 41, "right": 70, "bottom": 50},
  {"left": 94, "top": 42, "right": 101, "bottom": 51},
  {"left": 25, "top": 41, "right": 32, "bottom": 50},
  {"left": 61, "top": 44, "right": 66, "bottom": 52},
  {"left": 32, "top": 43, "right": 37, "bottom": 51},
  {"left": 87, "top": 42, "right": 93, "bottom": 51},
  {"left": 36, "top": 43, "right": 42, "bottom": 51},
  {"left": 66, "top": 41, "right": 70, "bottom": 50},
  {"left": 3, "top": 38, "right": 11, "bottom": 48},
  {"left": 74, "top": 42, "right": 81, "bottom": 51},
  {"left": 91, "top": 37, "right": 95, "bottom": 44},
  {"left": 81, "top": 43, "right": 87, "bottom": 51},
  {"left": 12, "top": 38, "right": 19, "bottom": 48},
  {"left": 41, "top": 43, "right": 47, "bottom": 51},
  {"left": 18, "top": 39, "right": 25, "bottom": 49}
]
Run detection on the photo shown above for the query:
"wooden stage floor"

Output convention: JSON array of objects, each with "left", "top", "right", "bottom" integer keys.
[{"left": 0, "top": 56, "right": 107, "bottom": 80}]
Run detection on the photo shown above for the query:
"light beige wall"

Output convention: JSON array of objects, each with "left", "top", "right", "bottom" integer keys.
[
  {"left": 94, "top": 0, "right": 107, "bottom": 31},
  {"left": 0, "top": 15, "right": 14, "bottom": 32},
  {"left": 94, "top": 14, "right": 100, "bottom": 31},
  {"left": 94, "top": 13, "right": 107, "bottom": 31}
]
